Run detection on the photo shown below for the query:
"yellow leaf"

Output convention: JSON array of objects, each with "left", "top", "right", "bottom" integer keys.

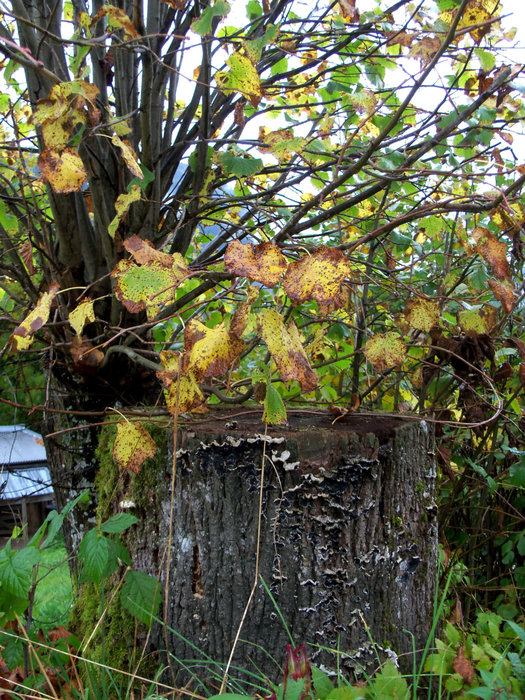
[
  {"left": 111, "top": 134, "right": 143, "bottom": 178},
  {"left": 215, "top": 52, "right": 263, "bottom": 107},
  {"left": 224, "top": 240, "right": 288, "bottom": 286},
  {"left": 157, "top": 351, "right": 204, "bottom": 414},
  {"left": 108, "top": 186, "right": 142, "bottom": 239},
  {"left": 258, "top": 127, "right": 307, "bottom": 163},
  {"left": 9, "top": 283, "right": 60, "bottom": 351},
  {"left": 113, "top": 421, "right": 156, "bottom": 473},
  {"left": 364, "top": 333, "right": 406, "bottom": 372},
  {"left": 69, "top": 298, "right": 95, "bottom": 336},
  {"left": 404, "top": 299, "right": 440, "bottom": 332},
  {"left": 92, "top": 5, "right": 140, "bottom": 39},
  {"left": 111, "top": 238, "right": 189, "bottom": 318},
  {"left": 38, "top": 148, "right": 87, "bottom": 193},
  {"left": 283, "top": 246, "right": 350, "bottom": 313},
  {"left": 182, "top": 320, "right": 244, "bottom": 380},
  {"left": 457, "top": 306, "right": 498, "bottom": 336},
  {"left": 258, "top": 309, "right": 318, "bottom": 392}
]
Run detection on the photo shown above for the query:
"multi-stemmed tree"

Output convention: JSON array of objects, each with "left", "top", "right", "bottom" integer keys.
[{"left": 1, "top": 0, "right": 524, "bottom": 663}]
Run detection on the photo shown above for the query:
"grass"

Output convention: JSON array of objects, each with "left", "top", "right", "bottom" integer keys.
[{"left": 31, "top": 541, "right": 73, "bottom": 630}]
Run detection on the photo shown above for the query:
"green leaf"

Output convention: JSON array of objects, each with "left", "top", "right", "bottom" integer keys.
[
  {"left": 219, "top": 151, "right": 263, "bottom": 177},
  {"left": 100, "top": 513, "right": 139, "bottom": 534},
  {"left": 121, "top": 569, "right": 161, "bottom": 625},
  {"left": 0, "top": 588, "right": 30, "bottom": 622},
  {"left": 0, "top": 634, "right": 24, "bottom": 670},
  {"left": 312, "top": 665, "right": 334, "bottom": 700},
  {"left": 474, "top": 48, "right": 495, "bottom": 72},
  {"left": 192, "top": 1, "right": 231, "bottom": 36},
  {"left": 263, "top": 382, "right": 287, "bottom": 425},
  {"left": 0, "top": 544, "right": 40, "bottom": 598},
  {"left": 509, "top": 460, "right": 525, "bottom": 488},
  {"left": 79, "top": 529, "right": 111, "bottom": 583}
]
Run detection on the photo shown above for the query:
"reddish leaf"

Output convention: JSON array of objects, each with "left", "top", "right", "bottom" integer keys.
[
  {"left": 503, "top": 337, "right": 525, "bottom": 360},
  {"left": 70, "top": 336, "right": 104, "bottom": 374},
  {"left": 230, "top": 285, "right": 259, "bottom": 338},
  {"left": 487, "top": 279, "right": 515, "bottom": 314},
  {"left": 472, "top": 227, "right": 511, "bottom": 281},
  {"left": 452, "top": 647, "right": 475, "bottom": 685},
  {"left": 19, "top": 241, "right": 35, "bottom": 275}
]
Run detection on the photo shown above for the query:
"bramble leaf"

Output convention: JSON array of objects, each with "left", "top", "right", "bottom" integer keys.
[
  {"left": 113, "top": 421, "right": 157, "bottom": 473},
  {"left": 121, "top": 569, "right": 161, "bottom": 625}
]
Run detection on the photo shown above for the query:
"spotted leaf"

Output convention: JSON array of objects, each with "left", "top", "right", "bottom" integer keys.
[
  {"left": 364, "top": 333, "right": 406, "bottom": 372},
  {"left": 113, "top": 421, "right": 156, "bottom": 473},
  {"left": 283, "top": 246, "right": 350, "bottom": 313},
  {"left": 9, "top": 283, "right": 60, "bottom": 351},
  {"left": 224, "top": 240, "right": 287, "bottom": 287},
  {"left": 405, "top": 299, "right": 440, "bottom": 333},
  {"left": 182, "top": 320, "right": 244, "bottom": 380},
  {"left": 258, "top": 309, "right": 318, "bottom": 392}
]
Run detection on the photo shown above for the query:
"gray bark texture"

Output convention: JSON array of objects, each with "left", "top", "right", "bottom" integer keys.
[{"left": 126, "top": 411, "right": 438, "bottom": 684}]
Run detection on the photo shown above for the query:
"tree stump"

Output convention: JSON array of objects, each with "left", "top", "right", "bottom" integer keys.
[{"left": 128, "top": 411, "right": 437, "bottom": 683}]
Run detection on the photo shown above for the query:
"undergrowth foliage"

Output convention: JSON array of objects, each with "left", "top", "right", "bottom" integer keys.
[{"left": 0, "top": 0, "right": 524, "bottom": 695}]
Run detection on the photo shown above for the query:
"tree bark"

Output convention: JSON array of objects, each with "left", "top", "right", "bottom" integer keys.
[{"left": 124, "top": 411, "right": 437, "bottom": 683}]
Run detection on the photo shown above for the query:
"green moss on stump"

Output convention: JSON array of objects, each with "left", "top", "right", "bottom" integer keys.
[{"left": 71, "top": 419, "right": 169, "bottom": 680}]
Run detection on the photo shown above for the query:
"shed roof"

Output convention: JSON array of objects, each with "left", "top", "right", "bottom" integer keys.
[
  {"left": 1, "top": 467, "right": 54, "bottom": 501},
  {"left": 0, "top": 425, "right": 47, "bottom": 466},
  {"left": 0, "top": 425, "right": 52, "bottom": 502}
]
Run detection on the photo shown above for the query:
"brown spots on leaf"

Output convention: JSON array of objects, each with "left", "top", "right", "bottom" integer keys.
[
  {"left": 283, "top": 246, "right": 350, "bottom": 314},
  {"left": 224, "top": 240, "right": 287, "bottom": 287}
]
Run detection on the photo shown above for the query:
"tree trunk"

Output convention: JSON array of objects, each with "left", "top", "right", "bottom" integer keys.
[{"left": 123, "top": 411, "right": 437, "bottom": 683}]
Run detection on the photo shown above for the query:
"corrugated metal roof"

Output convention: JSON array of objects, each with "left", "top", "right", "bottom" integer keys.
[
  {"left": 0, "top": 426, "right": 53, "bottom": 501},
  {"left": 0, "top": 425, "right": 47, "bottom": 466},
  {"left": 1, "top": 467, "right": 54, "bottom": 500}
]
